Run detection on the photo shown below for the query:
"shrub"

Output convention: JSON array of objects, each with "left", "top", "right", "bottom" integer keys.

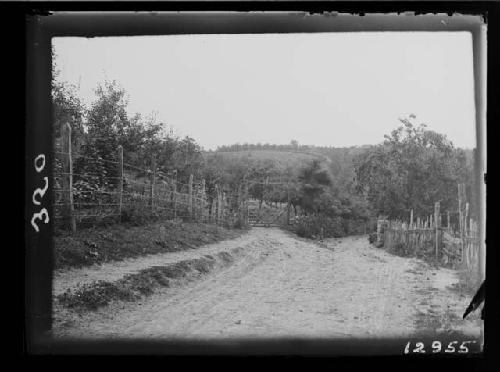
[
  {"left": 391, "top": 242, "right": 414, "bottom": 257},
  {"left": 231, "top": 216, "right": 248, "bottom": 230},
  {"left": 292, "top": 214, "right": 346, "bottom": 239},
  {"left": 121, "top": 204, "right": 155, "bottom": 225},
  {"left": 368, "top": 232, "right": 377, "bottom": 244}
]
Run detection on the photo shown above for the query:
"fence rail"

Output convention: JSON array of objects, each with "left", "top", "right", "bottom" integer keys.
[
  {"left": 54, "top": 124, "right": 304, "bottom": 231},
  {"left": 54, "top": 124, "right": 245, "bottom": 231},
  {"left": 377, "top": 188, "right": 481, "bottom": 283}
]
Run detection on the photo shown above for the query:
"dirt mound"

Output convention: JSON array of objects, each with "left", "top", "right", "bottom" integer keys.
[{"left": 56, "top": 247, "right": 245, "bottom": 312}]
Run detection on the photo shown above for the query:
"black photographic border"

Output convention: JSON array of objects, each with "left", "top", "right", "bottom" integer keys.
[{"left": 19, "top": 1, "right": 498, "bottom": 361}]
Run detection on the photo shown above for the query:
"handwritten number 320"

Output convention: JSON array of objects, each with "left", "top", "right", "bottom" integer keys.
[{"left": 31, "top": 154, "right": 49, "bottom": 232}]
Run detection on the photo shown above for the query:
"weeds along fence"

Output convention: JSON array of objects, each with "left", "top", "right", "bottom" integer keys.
[
  {"left": 53, "top": 124, "right": 242, "bottom": 231},
  {"left": 377, "top": 193, "right": 481, "bottom": 282}
]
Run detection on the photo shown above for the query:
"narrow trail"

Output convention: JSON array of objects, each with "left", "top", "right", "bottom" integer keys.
[{"left": 53, "top": 228, "right": 481, "bottom": 339}]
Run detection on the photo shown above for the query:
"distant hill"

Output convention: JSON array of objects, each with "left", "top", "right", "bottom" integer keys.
[
  {"left": 202, "top": 144, "right": 475, "bottom": 186},
  {"left": 202, "top": 149, "right": 321, "bottom": 171},
  {"left": 202, "top": 146, "right": 371, "bottom": 189},
  {"left": 204, "top": 145, "right": 369, "bottom": 162}
]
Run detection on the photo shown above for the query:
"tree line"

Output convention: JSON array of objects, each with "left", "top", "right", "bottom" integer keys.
[{"left": 214, "top": 141, "right": 369, "bottom": 154}]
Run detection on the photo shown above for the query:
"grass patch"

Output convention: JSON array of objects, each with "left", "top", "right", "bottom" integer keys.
[
  {"left": 448, "top": 268, "right": 481, "bottom": 297},
  {"left": 287, "top": 215, "right": 369, "bottom": 241},
  {"left": 385, "top": 241, "right": 443, "bottom": 270},
  {"left": 413, "top": 304, "right": 464, "bottom": 336},
  {"left": 57, "top": 255, "right": 221, "bottom": 311},
  {"left": 54, "top": 220, "right": 245, "bottom": 270},
  {"left": 384, "top": 240, "right": 481, "bottom": 297}
]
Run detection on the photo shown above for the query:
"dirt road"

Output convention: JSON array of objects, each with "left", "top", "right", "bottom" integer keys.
[{"left": 54, "top": 228, "right": 481, "bottom": 339}]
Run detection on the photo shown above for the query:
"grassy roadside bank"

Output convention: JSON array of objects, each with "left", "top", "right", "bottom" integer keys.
[
  {"left": 56, "top": 248, "right": 243, "bottom": 312},
  {"left": 54, "top": 220, "right": 247, "bottom": 270},
  {"left": 369, "top": 236, "right": 481, "bottom": 296}
]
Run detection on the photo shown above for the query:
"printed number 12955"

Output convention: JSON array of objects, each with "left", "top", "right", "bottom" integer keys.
[{"left": 404, "top": 340, "right": 477, "bottom": 354}]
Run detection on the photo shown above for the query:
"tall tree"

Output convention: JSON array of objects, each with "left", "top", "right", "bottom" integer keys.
[
  {"left": 354, "top": 116, "right": 470, "bottom": 219},
  {"left": 294, "top": 159, "right": 332, "bottom": 214},
  {"left": 52, "top": 48, "right": 85, "bottom": 151},
  {"left": 79, "top": 80, "right": 138, "bottom": 188}
]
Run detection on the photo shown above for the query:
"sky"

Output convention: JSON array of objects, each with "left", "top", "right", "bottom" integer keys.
[{"left": 53, "top": 32, "right": 477, "bottom": 150}]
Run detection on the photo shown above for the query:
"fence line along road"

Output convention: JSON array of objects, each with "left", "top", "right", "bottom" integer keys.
[
  {"left": 54, "top": 124, "right": 299, "bottom": 231},
  {"left": 376, "top": 188, "right": 481, "bottom": 287}
]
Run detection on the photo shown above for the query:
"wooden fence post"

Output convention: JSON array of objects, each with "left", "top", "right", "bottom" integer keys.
[
  {"left": 172, "top": 170, "right": 177, "bottom": 219},
  {"left": 244, "top": 182, "right": 249, "bottom": 224},
  {"left": 435, "top": 202, "right": 441, "bottom": 260},
  {"left": 62, "top": 123, "right": 76, "bottom": 232},
  {"left": 458, "top": 183, "right": 463, "bottom": 233},
  {"left": 222, "top": 191, "right": 226, "bottom": 223},
  {"left": 465, "top": 202, "right": 470, "bottom": 234},
  {"left": 220, "top": 190, "right": 224, "bottom": 223},
  {"left": 238, "top": 183, "right": 245, "bottom": 223},
  {"left": 464, "top": 201, "right": 470, "bottom": 268},
  {"left": 117, "top": 145, "right": 123, "bottom": 221},
  {"left": 201, "top": 179, "right": 206, "bottom": 222},
  {"left": 211, "top": 185, "right": 218, "bottom": 223},
  {"left": 217, "top": 186, "right": 222, "bottom": 223},
  {"left": 218, "top": 189, "right": 221, "bottom": 223},
  {"left": 458, "top": 183, "right": 466, "bottom": 262},
  {"left": 150, "top": 156, "right": 156, "bottom": 212},
  {"left": 214, "top": 185, "right": 219, "bottom": 223},
  {"left": 286, "top": 184, "right": 291, "bottom": 225},
  {"left": 264, "top": 177, "right": 269, "bottom": 208},
  {"left": 188, "top": 174, "right": 193, "bottom": 219},
  {"left": 376, "top": 218, "right": 383, "bottom": 245}
]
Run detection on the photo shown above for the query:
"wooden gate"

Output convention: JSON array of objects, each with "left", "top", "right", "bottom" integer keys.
[
  {"left": 247, "top": 200, "right": 290, "bottom": 227},
  {"left": 244, "top": 178, "right": 293, "bottom": 227}
]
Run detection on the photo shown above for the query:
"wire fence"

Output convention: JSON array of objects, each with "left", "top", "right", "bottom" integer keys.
[
  {"left": 53, "top": 124, "right": 246, "bottom": 231},
  {"left": 54, "top": 125, "right": 367, "bottom": 233}
]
